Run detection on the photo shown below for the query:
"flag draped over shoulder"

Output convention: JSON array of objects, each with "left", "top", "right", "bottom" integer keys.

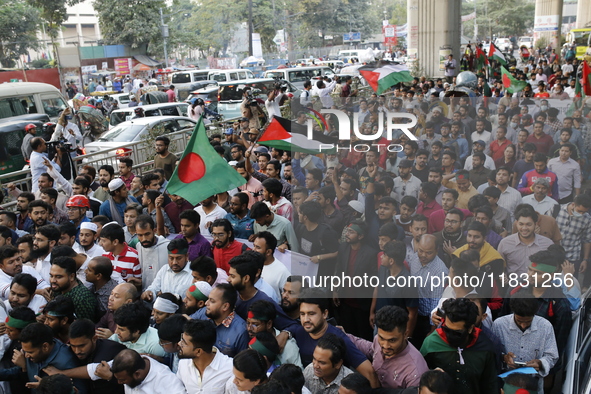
[
  {"left": 165, "top": 117, "right": 246, "bottom": 205},
  {"left": 257, "top": 115, "right": 337, "bottom": 154},
  {"left": 500, "top": 66, "right": 527, "bottom": 94},
  {"left": 358, "top": 62, "right": 413, "bottom": 94}
]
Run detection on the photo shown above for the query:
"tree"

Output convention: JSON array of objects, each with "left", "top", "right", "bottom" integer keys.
[
  {"left": 0, "top": 0, "right": 39, "bottom": 68},
  {"left": 94, "top": 0, "right": 167, "bottom": 50},
  {"left": 461, "top": 0, "right": 534, "bottom": 40},
  {"left": 26, "top": 0, "right": 80, "bottom": 59}
]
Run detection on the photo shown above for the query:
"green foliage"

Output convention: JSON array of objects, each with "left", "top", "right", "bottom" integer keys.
[
  {"left": 0, "top": 0, "right": 39, "bottom": 67},
  {"left": 461, "top": 0, "right": 534, "bottom": 40},
  {"left": 535, "top": 36, "right": 549, "bottom": 49},
  {"left": 93, "top": 0, "right": 166, "bottom": 49},
  {"left": 26, "top": 0, "right": 79, "bottom": 41},
  {"left": 29, "top": 59, "right": 52, "bottom": 69}
]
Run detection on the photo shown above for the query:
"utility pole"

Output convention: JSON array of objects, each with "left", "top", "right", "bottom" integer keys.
[
  {"left": 248, "top": 0, "right": 253, "bottom": 56},
  {"left": 473, "top": 0, "right": 478, "bottom": 42},
  {"left": 160, "top": 8, "right": 169, "bottom": 68}
]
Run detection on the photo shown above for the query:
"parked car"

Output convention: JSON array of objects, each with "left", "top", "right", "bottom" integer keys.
[
  {"left": 185, "top": 86, "right": 219, "bottom": 113},
  {"left": 495, "top": 38, "right": 512, "bottom": 52},
  {"left": 84, "top": 116, "right": 195, "bottom": 163},
  {"left": 108, "top": 102, "right": 189, "bottom": 129}
]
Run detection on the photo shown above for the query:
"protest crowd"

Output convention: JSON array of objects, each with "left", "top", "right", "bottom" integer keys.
[{"left": 2, "top": 48, "right": 591, "bottom": 394}]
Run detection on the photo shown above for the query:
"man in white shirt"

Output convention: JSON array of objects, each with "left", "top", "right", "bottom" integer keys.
[
  {"left": 51, "top": 108, "right": 82, "bottom": 149},
  {"left": 265, "top": 88, "right": 282, "bottom": 119},
  {"left": 135, "top": 216, "right": 170, "bottom": 291},
  {"left": 195, "top": 196, "right": 227, "bottom": 236},
  {"left": 177, "top": 319, "right": 233, "bottom": 393},
  {"left": 314, "top": 78, "right": 337, "bottom": 108},
  {"left": 29, "top": 138, "right": 60, "bottom": 193},
  {"left": 141, "top": 238, "right": 193, "bottom": 301},
  {"left": 97, "top": 349, "right": 186, "bottom": 394},
  {"left": 0, "top": 245, "right": 49, "bottom": 301},
  {"left": 300, "top": 80, "right": 313, "bottom": 107},
  {"left": 521, "top": 178, "right": 558, "bottom": 215},
  {"left": 253, "top": 232, "right": 290, "bottom": 298}
]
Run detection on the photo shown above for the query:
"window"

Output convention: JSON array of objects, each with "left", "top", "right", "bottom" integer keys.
[
  {"left": 172, "top": 73, "right": 191, "bottom": 84},
  {"left": 159, "top": 106, "right": 180, "bottom": 116},
  {"left": 230, "top": 72, "right": 239, "bottom": 81},
  {"left": 193, "top": 73, "right": 209, "bottom": 82},
  {"left": 40, "top": 95, "right": 67, "bottom": 118},
  {"left": 0, "top": 96, "right": 33, "bottom": 119},
  {"left": 177, "top": 120, "right": 195, "bottom": 130}
]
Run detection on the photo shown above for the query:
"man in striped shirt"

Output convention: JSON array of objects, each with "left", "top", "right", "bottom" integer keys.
[{"left": 100, "top": 223, "right": 141, "bottom": 288}]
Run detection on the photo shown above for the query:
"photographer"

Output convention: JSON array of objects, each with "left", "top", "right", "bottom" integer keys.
[
  {"left": 240, "top": 87, "right": 265, "bottom": 129},
  {"left": 265, "top": 83, "right": 283, "bottom": 119},
  {"left": 51, "top": 108, "right": 82, "bottom": 152}
]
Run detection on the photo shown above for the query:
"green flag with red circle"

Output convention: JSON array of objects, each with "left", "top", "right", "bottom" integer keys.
[
  {"left": 500, "top": 66, "right": 527, "bottom": 95},
  {"left": 165, "top": 117, "right": 246, "bottom": 205}
]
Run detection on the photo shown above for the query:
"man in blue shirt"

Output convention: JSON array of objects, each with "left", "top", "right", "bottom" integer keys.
[
  {"left": 225, "top": 192, "right": 254, "bottom": 239},
  {"left": 98, "top": 179, "right": 138, "bottom": 226},
  {"left": 189, "top": 282, "right": 249, "bottom": 357}
]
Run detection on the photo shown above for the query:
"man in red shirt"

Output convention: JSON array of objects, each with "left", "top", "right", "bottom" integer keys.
[
  {"left": 416, "top": 182, "right": 442, "bottom": 219},
  {"left": 489, "top": 126, "right": 511, "bottom": 162},
  {"left": 526, "top": 121, "right": 554, "bottom": 155},
  {"left": 211, "top": 218, "right": 248, "bottom": 273},
  {"left": 166, "top": 85, "right": 176, "bottom": 102}
]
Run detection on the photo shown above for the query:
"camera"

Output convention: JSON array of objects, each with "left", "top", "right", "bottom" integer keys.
[
  {"left": 274, "top": 82, "right": 282, "bottom": 90},
  {"left": 245, "top": 90, "right": 258, "bottom": 107}
]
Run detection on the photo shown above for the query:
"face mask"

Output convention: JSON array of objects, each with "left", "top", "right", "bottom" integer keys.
[
  {"left": 573, "top": 210, "right": 583, "bottom": 217},
  {"left": 442, "top": 326, "right": 470, "bottom": 348},
  {"left": 510, "top": 122, "right": 518, "bottom": 128},
  {"left": 540, "top": 105, "right": 548, "bottom": 111}
]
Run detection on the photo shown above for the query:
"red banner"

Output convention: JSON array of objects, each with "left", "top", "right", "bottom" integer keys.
[
  {"left": 114, "top": 58, "right": 131, "bottom": 77},
  {"left": 383, "top": 25, "right": 397, "bottom": 45}
]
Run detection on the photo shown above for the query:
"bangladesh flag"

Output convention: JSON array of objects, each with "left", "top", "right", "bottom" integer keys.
[
  {"left": 165, "top": 117, "right": 246, "bottom": 205},
  {"left": 488, "top": 43, "right": 506, "bottom": 65},
  {"left": 359, "top": 63, "right": 413, "bottom": 94},
  {"left": 500, "top": 66, "right": 527, "bottom": 95},
  {"left": 475, "top": 46, "right": 489, "bottom": 71},
  {"left": 258, "top": 116, "right": 337, "bottom": 154}
]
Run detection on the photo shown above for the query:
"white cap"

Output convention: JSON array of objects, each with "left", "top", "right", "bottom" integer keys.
[
  {"left": 80, "top": 222, "right": 98, "bottom": 232},
  {"left": 108, "top": 178, "right": 125, "bottom": 192},
  {"left": 348, "top": 200, "right": 364, "bottom": 214}
]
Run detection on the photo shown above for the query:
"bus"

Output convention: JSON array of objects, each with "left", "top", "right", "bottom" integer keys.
[{"left": 566, "top": 28, "right": 591, "bottom": 60}]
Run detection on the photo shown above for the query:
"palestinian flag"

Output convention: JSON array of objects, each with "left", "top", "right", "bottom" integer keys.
[
  {"left": 500, "top": 66, "right": 527, "bottom": 94},
  {"left": 165, "top": 117, "right": 246, "bottom": 205},
  {"left": 475, "top": 46, "right": 489, "bottom": 71},
  {"left": 258, "top": 115, "right": 337, "bottom": 154},
  {"left": 359, "top": 63, "right": 413, "bottom": 94},
  {"left": 488, "top": 43, "right": 507, "bottom": 65}
]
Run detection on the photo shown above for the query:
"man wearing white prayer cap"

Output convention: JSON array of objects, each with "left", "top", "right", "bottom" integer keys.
[{"left": 79, "top": 222, "right": 106, "bottom": 259}]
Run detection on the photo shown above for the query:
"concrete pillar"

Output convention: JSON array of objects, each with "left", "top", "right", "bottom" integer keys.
[
  {"left": 534, "top": 0, "right": 562, "bottom": 49},
  {"left": 576, "top": 0, "right": 591, "bottom": 29},
  {"left": 407, "top": 0, "right": 461, "bottom": 78}
]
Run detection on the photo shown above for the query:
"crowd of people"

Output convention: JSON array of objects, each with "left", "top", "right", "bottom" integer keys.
[{"left": 3, "top": 53, "right": 591, "bottom": 393}]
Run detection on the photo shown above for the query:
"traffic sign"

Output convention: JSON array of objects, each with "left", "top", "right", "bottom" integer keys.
[{"left": 343, "top": 32, "right": 361, "bottom": 42}]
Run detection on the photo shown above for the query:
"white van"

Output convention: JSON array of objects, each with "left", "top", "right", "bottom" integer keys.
[
  {"left": 0, "top": 82, "right": 69, "bottom": 123},
  {"left": 171, "top": 70, "right": 216, "bottom": 101},
  {"left": 109, "top": 102, "right": 189, "bottom": 129},
  {"left": 262, "top": 66, "right": 334, "bottom": 89},
  {"left": 338, "top": 50, "right": 361, "bottom": 59},
  {"left": 207, "top": 69, "right": 255, "bottom": 82}
]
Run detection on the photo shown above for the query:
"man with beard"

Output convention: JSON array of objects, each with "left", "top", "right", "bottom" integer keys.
[
  {"left": 344, "top": 305, "right": 428, "bottom": 389},
  {"left": 16, "top": 234, "right": 34, "bottom": 264},
  {"left": 453, "top": 221, "right": 505, "bottom": 281},
  {"left": 224, "top": 192, "right": 255, "bottom": 239},
  {"left": 135, "top": 215, "right": 170, "bottom": 292},
  {"left": 85, "top": 256, "right": 120, "bottom": 317},
  {"left": 211, "top": 218, "right": 248, "bottom": 274},
  {"left": 153, "top": 136, "right": 177, "bottom": 181},
  {"left": 42, "top": 318, "right": 126, "bottom": 394},
  {"left": 141, "top": 188, "right": 174, "bottom": 234},
  {"left": 176, "top": 319, "right": 233, "bottom": 392},
  {"left": 49, "top": 256, "right": 97, "bottom": 321},
  {"left": 33, "top": 224, "right": 61, "bottom": 284},
  {"left": 79, "top": 222, "right": 105, "bottom": 258},
  {"left": 281, "top": 275, "right": 302, "bottom": 320},
  {"left": 189, "top": 282, "right": 249, "bottom": 357},
  {"left": 427, "top": 189, "right": 471, "bottom": 234},
  {"left": 182, "top": 281, "right": 211, "bottom": 316},
  {"left": 72, "top": 177, "right": 101, "bottom": 217},
  {"left": 235, "top": 161, "right": 263, "bottom": 208},
  {"left": 246, "top": 300, "right": 302, "bottom": 367},
  {"left": 194, "top": 195, "right": 227, "bottom": 235},
  {"left": 163, "top": 194, "right": 193, "bottom": 234},
  {"left": 26, "top": 200, "right": 54, "bottom": 234},
  {"left": 517, "top": 153, "right": 559, "bottom": 199},
  {"left": 284, "top": 288, "right": 380, "bottom": 388},
  {"left": 141, "top": 239, "right": 192, "bottom": 301},
  {"left": 98, "top": 179, "right": 138, "bottom": 226},
  {"left": 255, "top": 231, "right": 291, "bottom": 298},
  {"left": 495, "top": 166, "right": 523, "bottom": 219},
  {"left": 15, "top": 192, "right": 34, "bottom": 231},
  {"left": 468, "top": 152, "right": 490, "bottom": 189},
  {"left": 94, "top": 165, "right": 115, "bottom": 203},
  {"left": 0, "top": 245, "right": 49, "bottom": 300},
  {"left": 434, "top": 208, "right": 467, "bottom": 266},
  {"left": 420, "top": 298, "right": 498, "bottom": 394}
]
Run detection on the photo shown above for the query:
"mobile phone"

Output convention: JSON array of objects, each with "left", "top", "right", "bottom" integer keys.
[
  {"left": 436, "top": 308, "right": 445, "bottom": 318},
  {"left": 514, "top": 361, "right": 526, "bottom": 367}
]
